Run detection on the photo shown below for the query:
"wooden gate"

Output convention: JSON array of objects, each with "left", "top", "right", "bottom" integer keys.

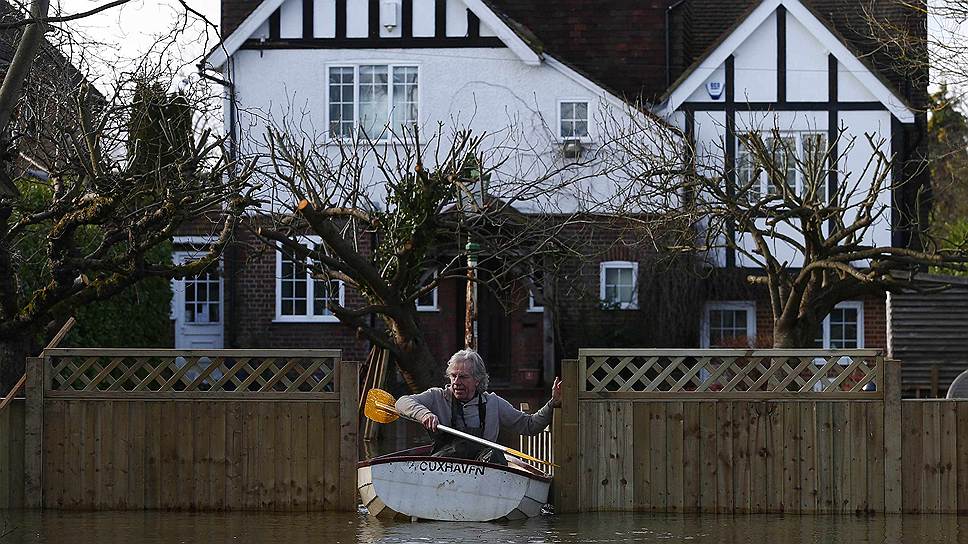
[{"left": 23, "top": 349, "right": 358, "bottom": 511}]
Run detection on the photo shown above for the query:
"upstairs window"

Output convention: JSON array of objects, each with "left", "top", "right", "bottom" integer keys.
[
  {"left": 328, "top": 64, "right": 419, "bottom": 139},
  {"left": 559, "top": 100, "right": 589, "bottom": 140},
  {"left": 599, "top": 261, "right": 638, "bottom": 310},
  {"left": 738, "top": 131, "right": 827, "bottom": 201}
]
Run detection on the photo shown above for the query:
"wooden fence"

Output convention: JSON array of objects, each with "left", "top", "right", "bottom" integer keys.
[
  {"left": 24, "top": 349, "right": 358, "bottom": 511},
  {"left": 899, "top": 400, "right": 968, "bottom": 513},
  {"left": 553, "top": 349, "right": 904, "bottom": 513},
  {"left": 0, "top": 399, "right": 24, "bottom": 508}
]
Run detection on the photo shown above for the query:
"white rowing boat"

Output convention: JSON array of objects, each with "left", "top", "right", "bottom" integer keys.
[{"left": 358, "top": 445, "right": 552, "bottom": 521}]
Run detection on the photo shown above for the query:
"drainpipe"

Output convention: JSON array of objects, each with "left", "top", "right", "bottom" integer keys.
[
  {"left": 196, "top": 62, "right": 237, "bottom": 168},
  {"left": 665, "top": 0, "right": 687, "bottom": 89}
]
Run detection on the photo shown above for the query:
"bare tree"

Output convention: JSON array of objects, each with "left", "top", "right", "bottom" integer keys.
[
  {"left": 254, "top": 116, "right": 621, "bottom": 391},
  {"left": 606, "top": 107, "right": 968, "bottom": 348},
  {"left": 0, "top": 2, "right": 254, "bottom": 391}
]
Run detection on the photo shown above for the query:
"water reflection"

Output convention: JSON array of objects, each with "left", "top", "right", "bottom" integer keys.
[{"left": 0, "top": 511, "right": 964, "bottom": 543}]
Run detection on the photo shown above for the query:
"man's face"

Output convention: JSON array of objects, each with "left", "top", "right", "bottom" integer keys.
[{"left": 448, "top": 361, "right": 479, "bottom": 402}]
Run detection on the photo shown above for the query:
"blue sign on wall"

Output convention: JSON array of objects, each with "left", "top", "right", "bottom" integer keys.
[{"left": 706, "top": 81, "right": 724, "bottom": 100}]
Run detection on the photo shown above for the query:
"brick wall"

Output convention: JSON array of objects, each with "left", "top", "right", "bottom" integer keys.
[
  {"left": 220, "top": 224, "right": 547, "bottom": 383},
  {"left": 553, "top": 222, "right": 707, "bottom": 359},
  {"left": 225, "top": 225, "right": 369, "bottom": 362}
]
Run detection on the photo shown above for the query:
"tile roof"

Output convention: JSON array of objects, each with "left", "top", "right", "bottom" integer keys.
[{"left": 217, "top": 0, "right": 926, "bottom": 106}]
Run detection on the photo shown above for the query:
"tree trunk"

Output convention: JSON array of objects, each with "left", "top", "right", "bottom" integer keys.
[
  {"left": 772, "top": 317, "right": 818, "bottom": 348},
  {"left": 385, "top": 315, "right": 442, "bottom": 393},
  {"left": 0, "top": 336, "right": 27, "bottom": 396}
]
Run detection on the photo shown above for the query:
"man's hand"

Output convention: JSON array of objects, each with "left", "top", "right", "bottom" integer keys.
[
  {"left": 421, "top": 413, "right": 439, "bottom": 432},
  {"left": 551, "top": 376, "right": 562, "bottom": 407}
]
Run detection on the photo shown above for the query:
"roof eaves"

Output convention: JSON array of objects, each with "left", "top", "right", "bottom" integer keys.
[{"left": 478, "top": 0, "right": 544, "bottom": 55}]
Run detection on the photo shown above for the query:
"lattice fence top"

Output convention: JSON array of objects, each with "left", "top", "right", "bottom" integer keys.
[
  {"left": 45, "top": 349, "right": 340, "bottom": 395},
  {"left": 578, "top": 349, "right": 884, "bottom": 397}
]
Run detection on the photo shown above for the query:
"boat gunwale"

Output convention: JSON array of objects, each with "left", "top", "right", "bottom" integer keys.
[{"left": 358, "top": 453, "right": 552, "bottom": 483}]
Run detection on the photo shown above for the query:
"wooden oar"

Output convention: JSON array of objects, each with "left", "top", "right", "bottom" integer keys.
[
  {"left": 0, "top": 317, "right": 76, "bottom": 415},
  {"left": 0, "top": 374, "right": 25, "bottom": 413},
  {"left": 364, "top": 388, "right": 557, "bottom": 468}
]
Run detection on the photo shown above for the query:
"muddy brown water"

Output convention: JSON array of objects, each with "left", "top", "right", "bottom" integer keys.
[{"left": 0, "top": 511, "right": 964, "bottom": 543}]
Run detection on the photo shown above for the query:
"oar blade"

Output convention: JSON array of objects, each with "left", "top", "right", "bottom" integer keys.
[
  {"left": 364, "top": 388, "right": 400, "bottom": 424},
  {"left": 507, "top": 447, "right": 559, "bottom": 468}
]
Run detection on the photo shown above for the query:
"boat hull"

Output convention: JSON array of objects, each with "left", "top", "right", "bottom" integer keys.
[{"left": 358, "top": 449, "right": 550, "bottom": 521}]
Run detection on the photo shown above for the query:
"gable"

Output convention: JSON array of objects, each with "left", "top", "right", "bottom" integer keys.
[
  {"left": 206, "top": 0, "right": 540, "bottom": 69},
  {"left": 659, "top": 0, "right": 915, "bottom": 122}
]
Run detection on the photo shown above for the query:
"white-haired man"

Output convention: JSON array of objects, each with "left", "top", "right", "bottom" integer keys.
[{"left": 395, "top": 349, "right": 562, "bottom": 464}]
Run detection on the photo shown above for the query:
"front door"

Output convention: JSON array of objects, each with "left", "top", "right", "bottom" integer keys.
[{"left": 172, "top": 251, "right": 224, "bottom": 349}]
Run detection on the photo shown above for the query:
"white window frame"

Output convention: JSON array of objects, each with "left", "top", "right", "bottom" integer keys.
[
  {"left": 274, "top": 236, "right": 345, "bottom": 323},
  {"left": 737, "top": 131, "right": 828, "bottom": 200},
  {"left": 528, "top": 289, "right": 544, "bottom": 313},
  {"left": 326, "top": 63, "right": 420, "bottom": 141},
  {"left": 700, "top": 301, "right": 757, "bottom": 348},
  {"left": 415, "top": 269, "right": 438, "bottom": 312},
  {"left": 557, "top": 98, "right": 592, "bottom": 142},
  {"left": 816, "top": 300, "right": 864, "bottom": 350},
  {"left": 527, "top": 268, "right": 544, "bottom": 313},
  {"left": 599, "top": 261, "right": 639, "bottom": 310}
]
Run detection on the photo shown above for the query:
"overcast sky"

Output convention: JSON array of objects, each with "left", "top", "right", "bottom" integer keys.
[{"left": 56, "top": 0, "right": 222, "bottom": 85}]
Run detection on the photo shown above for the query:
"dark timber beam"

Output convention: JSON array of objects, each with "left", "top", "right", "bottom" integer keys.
[
  {"left": 726, "top": 55, "right": 737, "bottom": 268},
  {"left": 336, "top": 0, "right": 346, "bottom": 38},
  {"left": 302, "top": 0, "right": 313, "bottom": 39},
  {"left": 269, "top": 9, "right": 280, "bottom": 40},
  {"left": 827, "top": 53, "right": 839, "bottom": 232},
  {"left": 777, "top": 5, "right": 786, "bottom": 104}
]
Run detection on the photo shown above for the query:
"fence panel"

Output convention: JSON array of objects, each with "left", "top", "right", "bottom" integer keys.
[
  {"left": 0, "top": 399, "right": 24, "bottom": 508},
  {"left": 556, "top": 351, "right": 968, "bottom": 514},
  {"left": 556, "top": 350, "right": 893, "bottom": 514},
  {"left": 25, "top": 349, "right": 356, "bottom": 511}
]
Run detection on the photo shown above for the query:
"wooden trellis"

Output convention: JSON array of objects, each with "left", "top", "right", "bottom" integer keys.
[
  {"left": 44, "top": 348, "right": 339, "bottom": 397},
  {"left": 578, "top": 349, "right": 883, "bottom": 398}
]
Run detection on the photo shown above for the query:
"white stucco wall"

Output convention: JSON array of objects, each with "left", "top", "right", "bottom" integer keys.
[
  {"left": 732, "top": 12, "right": 777, "bottom": 103},
  {"left": 785, "top": 14, "right": 827, "bottom": 102},
  {"left": 227, "top": 46, "right": 646, "bottom": 214}
]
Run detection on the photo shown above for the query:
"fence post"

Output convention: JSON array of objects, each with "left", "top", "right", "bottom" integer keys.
[
  {"left": 554, "top": 358, "right": 579, "bottom": 513},
  {"left": 338, "top": 359, "right": 360, "bottom": 511},
  {"left": 883, "top": 357, "right": 902, "bottom": 513},
  {"left": 23, "top": 356, "right": 45, "bottom": 508}
]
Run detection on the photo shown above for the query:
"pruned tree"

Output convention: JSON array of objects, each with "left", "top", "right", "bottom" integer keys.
[
  {"left": 254, "top": 119, "right": 617, "bottom": 392},
  {"left": 606, "top": 108, "right": 968, "bottom": 348},
  {"left": 0, "top": 2, "right": 254, "bottom": 391}
]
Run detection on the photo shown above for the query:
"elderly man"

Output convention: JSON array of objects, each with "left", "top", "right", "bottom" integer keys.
[{"left": 395, "top": 349, "right": 562, "bottom": 465}]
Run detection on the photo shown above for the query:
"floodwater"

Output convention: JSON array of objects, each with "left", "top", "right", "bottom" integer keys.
[{"left": 0, "top": 510, "right": 965, "bottom": 543}]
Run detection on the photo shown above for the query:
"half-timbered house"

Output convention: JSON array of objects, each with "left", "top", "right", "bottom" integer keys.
[{"left": 188, "top": 0, "right": 926, "bottom": 390}]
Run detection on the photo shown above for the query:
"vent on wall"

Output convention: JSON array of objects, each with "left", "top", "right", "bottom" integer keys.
[{"left": 561, "top": 138, "right": 584, "bottom": 159}]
